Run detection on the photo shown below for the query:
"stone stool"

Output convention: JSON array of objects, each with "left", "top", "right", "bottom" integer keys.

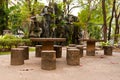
[
  {"left": 67, "top": 46, "right": 77, "bottom": 49},
  {"left": 67, "top": 48, "right": 80, "bottom": 66},
  {"left": 54, "top": 45, "right": 62, "bottom": 58},
  {"left": 41, "top": 50, "right": 56, "bottom": 70},
  {"left": 104, "top": 46, "right": 113, "bottom": 56},
  {"left": 35, "top": 45, "right": 42, "bottom": 57},
  {"left": 66, "top": 47, "right": 77, "bottom": 54},
  {"left": 68, "top": 44, "right": 76, "bottom": 47},
  {"left": 11, "top": 48, "right": 24, "bottom": 65},
  {"left": 18, "top": 46, "right": 29, "bottom": 60},
  {"left": 76, "top": 46, "right": 83, "bottom": 58}
]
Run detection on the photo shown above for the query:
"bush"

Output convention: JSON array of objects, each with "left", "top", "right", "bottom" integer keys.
[
  {"left": 0, "top": 34, "right": 31, "bottom": 51},
  {"left": 2, "top": 34, "right": 20, "bottom": 39},
  {"left": 0, "top": 39, "right": 31, "bottom": 49}
]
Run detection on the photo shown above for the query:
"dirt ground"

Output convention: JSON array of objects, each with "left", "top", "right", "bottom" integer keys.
[{"left": 0, "top": 47, "right": 120, "bottom": 80}]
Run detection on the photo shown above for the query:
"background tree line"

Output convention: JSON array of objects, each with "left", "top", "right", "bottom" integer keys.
[{"left": 0, "top": 0, "right": 119, "bottom": 43}]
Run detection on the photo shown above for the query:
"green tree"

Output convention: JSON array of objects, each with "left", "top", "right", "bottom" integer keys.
[
  {"left": 8, "top": 0, "right": 44, "bottom": 36},
  {"left": 0, "top": 0, "right": 9, "bottom": 35},
  {"left": 78, "top": 0, "right": 103, "bottom": 39}
]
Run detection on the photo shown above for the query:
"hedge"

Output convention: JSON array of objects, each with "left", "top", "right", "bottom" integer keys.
[{"left": 0, "top": 39, "right": 31, "bottom": 48}]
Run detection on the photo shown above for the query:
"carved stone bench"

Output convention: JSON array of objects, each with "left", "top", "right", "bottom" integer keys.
[
  {"left": 41, "top": 50, "right": 56, "bottom": 70},
  {"left": 67, "top": 48, "right": 80, "bottom": 66},
  {"left": 54, "top": 45, "right": 62, "bottom": 58},
  {"left": 35, "top": 45, "right": 42, "bottom": 57},
  {"left": 18, "top": 46, "right": 29, "bottom": 60},
  {"left": 11, "top": 48, "right": 24, "bottom": 65}
]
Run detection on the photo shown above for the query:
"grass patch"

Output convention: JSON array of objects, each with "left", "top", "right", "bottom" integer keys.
[
  {"left": 0, "top": 47, "right": 35, "bottom": 55},
  {"left": 29, "top": 47, "right": 35, "bottom": 52},
  {"left": 0, "top": 52, "right": 10, "bottom": 55}
]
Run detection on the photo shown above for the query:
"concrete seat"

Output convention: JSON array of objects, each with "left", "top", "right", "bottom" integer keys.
[
  {"left": 18, "top": 46, "right": 29, "bottom": 60},
  {"left": 35, "top": 45, "right": 42, "bottom": 57},
  {"left": 54, "top": 45, "right": 62, "bottom": 58},
  {"left": 67, "top": 48, "right": 80, "bottom": 66},
  {"left": 76, "top": 46, "right": 83, "bottom": 58},
  {"left": 11, "top": 48, "right": 24, "bottom": 65},
  {"left": 68, "top": 44, "right": 76, "bottom": 47},
  {"left": 41, "top": 50, "right": 56, "bottom": 70}
]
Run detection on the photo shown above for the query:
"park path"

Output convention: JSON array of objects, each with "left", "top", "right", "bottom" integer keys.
[{"left": 0, "top": 47, "right": 120, "bottom": 80}]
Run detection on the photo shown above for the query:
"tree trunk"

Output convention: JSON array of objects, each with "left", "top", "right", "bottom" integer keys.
[
  {"left": 114, "top": 12, "right": 120, "bottom": 43},
  {"left": 108, "top": 0, "right": 116, "bottom": 40},
  {"left": 102, "top": 0, "right": 107, "bottom": 42}
]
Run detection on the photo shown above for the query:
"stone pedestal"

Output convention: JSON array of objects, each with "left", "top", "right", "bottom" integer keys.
[
  {"left": 11, "top": 48, "right": 24, "bottom": 65},
  {"left": 67, "top": 49, "right": 80, "bottom": 65},
  {"left": 41, "top": 50, "right": 56, "bottom": 70},
  {"left": 18, "top": 46, "right": 29, "bottom": 60},
  {"left": 103, "top": 46, "right": 113, "bottom": 56},
  {"left": 35, "top": 45, "right": 42, "bottom": 57},
  {"left": 54, "top": 45, "right": 62, "bottom": 58}
]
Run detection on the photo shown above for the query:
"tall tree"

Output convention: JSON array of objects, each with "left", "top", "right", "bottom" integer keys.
[
  {"left": 114, "top": 4, "right": 120, "bottom": 42},
  {"left": 108, "top": 0, "right": 120, "bottom": 42},
  {"left": 102, "top": 0, "right": 107, "bottom": 42},
  {"left": 0, "top": 0, "right": 8, "bottom": 34},
  {"left": 108, "top": 0, "right": 116, "bottom": 40}
]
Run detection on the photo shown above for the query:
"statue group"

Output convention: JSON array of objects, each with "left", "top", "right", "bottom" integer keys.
[{"left": 29, "top": 3, "right": 82, "bottom": 45}]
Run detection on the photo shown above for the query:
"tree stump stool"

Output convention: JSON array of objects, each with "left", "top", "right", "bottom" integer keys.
[
  {"left": 103, "top": 46, "right": 113, "bottom": 56},
  {"left": 11, "top": 48, "right": 24, "bottom": 65},
  {"left": 35, "top": 45, "right": 42, "bottom": 57},
  {"left": 69, "top": 44, "right": 76, "bottom": 47},
  {"left": 18, "top": 46, "right": 29, "bottom": 60},
  {"left": 54, "top": 45, "right": 62, "bottom": 58},
  {"left": 67, "top": 47, "right": 77, "bottom": 54},
  {"left": 76, "top": 46, "right": 83, "bottom": 58},
  {"left": 41, "top": 50, "right": 56, "bottom": 70},
  {"left": 67, "top": 48, "right": 80, "bottom": 66}
]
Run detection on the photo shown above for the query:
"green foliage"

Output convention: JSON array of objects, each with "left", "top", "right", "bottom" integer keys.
[
  {"left": 32, "top": 2, "right": 44, "bottom": 14},
  {"left": 2, "top": 34, "right": 20, "bottom": 39},
  {"left": 100, "top": 41, "right": 111, "bottom": 46},
  {"left": 0, "top": 52, "right": 10, "bottom": 55},
  {"left": 8, "top": 5, "right": 22, "bottom": 34},
  {"left": 77, "top": 0, "right": 104, "bottom": 40},
  {"left": 0, "top": 1, "right": 8, "bottom": 34},
  {"left": 0, "top": 34, "right": 31, "bottom": 49},
  {"left": 88, "top": 25, "right": 102, "bottom": 39},
  {"left": 8, "top": 0, "right": 44, "bottom": 35},
  {"left": 29, "top": 47, "right": 35, "bottom": 52},
  {"left": 0, "top": 39, "right": 31, "bottom": 48}
]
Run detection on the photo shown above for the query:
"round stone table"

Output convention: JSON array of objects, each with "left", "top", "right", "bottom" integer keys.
[{"left": 30, "top": 38, "right": 66, "bottom": 50}]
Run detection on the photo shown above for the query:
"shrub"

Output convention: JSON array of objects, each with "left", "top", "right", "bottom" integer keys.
[
  {"left": 0, "top": 34, "right": 31, "bottom": 51},
  {"left": 2, "top": 34, "right": 20, "bottom": 39},
  {"left": 0, "top": 39, "right": 31, "bottom": 49}
]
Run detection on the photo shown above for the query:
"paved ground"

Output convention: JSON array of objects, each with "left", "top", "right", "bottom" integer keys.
[{"left": 0, "top": 47, "right": 120, "bottom": 80}]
